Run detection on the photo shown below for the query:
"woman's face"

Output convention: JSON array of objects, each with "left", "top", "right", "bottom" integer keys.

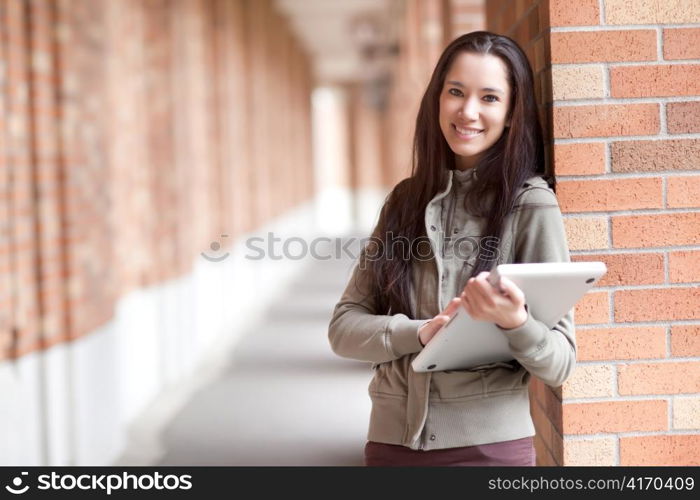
[{"left": 439, "top": 52, "right": 512, "bottom": 171}]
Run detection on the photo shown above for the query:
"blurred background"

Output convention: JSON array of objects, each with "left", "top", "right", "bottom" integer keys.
[
  {"left": 1, "top": 0, "right": 698, "bottom": 466},
  {"left": 0, "top": 0, "right": 485, "bottom": 467}
]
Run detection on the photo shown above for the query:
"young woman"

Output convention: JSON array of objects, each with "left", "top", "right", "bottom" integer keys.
[{"left": 328, "top": 31, "right": 575, "bottom": 466}]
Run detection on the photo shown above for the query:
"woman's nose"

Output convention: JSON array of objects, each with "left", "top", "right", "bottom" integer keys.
[{"left": 459, "top": 98, "right": 480, "bottom": 119}]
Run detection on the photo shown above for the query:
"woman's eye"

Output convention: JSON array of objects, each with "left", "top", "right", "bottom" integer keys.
[
  {"left": 448, "top": 88, "right": 463, "bottom": 97},
  {"left": 483, "top": 95, "right": 499, "bottom": 102}
]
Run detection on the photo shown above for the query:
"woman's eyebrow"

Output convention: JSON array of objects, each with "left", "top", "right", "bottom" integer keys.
[{"left": 445, "top": 80, "right": 505, "bottom": 94}]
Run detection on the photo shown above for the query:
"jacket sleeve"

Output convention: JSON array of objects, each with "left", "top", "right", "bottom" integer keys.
[
  {"left": 327, "top": 251, "right": 427, "bottom": 364},
  {"left": 496, "top": 185, "right": 577, "bottom": 388}
]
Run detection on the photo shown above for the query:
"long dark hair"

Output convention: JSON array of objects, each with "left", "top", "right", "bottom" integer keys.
[{"left": 363, "top": 31, "right": 553, "bottom": 316}]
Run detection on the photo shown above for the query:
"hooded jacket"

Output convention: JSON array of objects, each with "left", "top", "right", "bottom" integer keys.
[{"left": 328, "top": 168, "right": 575, "bottom": 450}]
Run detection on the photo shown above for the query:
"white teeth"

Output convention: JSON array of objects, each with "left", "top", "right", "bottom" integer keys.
[{"left": 455, "top": 126, "right": 483, "bottom": 136}]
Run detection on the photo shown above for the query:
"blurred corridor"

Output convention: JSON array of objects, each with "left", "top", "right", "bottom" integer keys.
[
  {"left": 1, "top": 0, "right": 483, "bottom": 466},
  {"left": 117, "top": 239, "right": 371, "bottom": 466},
  {"left": 158, "top": 244, "right": 368, "bottom": 466}
]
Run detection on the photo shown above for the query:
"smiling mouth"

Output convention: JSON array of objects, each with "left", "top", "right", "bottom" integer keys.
[{"left": 452, "top": 124, "right": 484, "bottom": 139}]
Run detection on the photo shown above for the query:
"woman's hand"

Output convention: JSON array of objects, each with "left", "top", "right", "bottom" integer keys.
[
  {"left": 418, "top": 297, "right": 462, "bottom": 346},
  {"left": 461, "top": 271, "right": 528, "bottom": 330}
]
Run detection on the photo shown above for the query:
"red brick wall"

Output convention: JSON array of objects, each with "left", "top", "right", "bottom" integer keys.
[
  {"left": 0, "top": 0, "right": 314, "bottom": 361},
  {"left": 450, "top": 0, "right": 486, "bottom": 37},
  {"left": 383, "top": 0, "right": 455, "bottom": 187},
  {"left": 486, "top": 0, "right": 563, "bottom": 466},
  {"left": 0, "top": 4, "right": 12, "bottom": 358},
  {"left": 2, "top": 0, "right": 50, "bottom": 358},
  {"left": 489, "top": 0, "right": 700, "bottom": 466},
  {"left": 380, "top": 0, "right": 487, "bottom": 186}
]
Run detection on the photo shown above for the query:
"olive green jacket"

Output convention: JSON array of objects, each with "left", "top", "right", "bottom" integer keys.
[{"left": 328, "top": 170, "right": 575, "bottom": 450}]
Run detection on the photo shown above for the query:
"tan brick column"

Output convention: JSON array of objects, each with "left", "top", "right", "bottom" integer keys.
[
  {"left": 1, "top": 0, "right": 43, "bottom": 356},
  {"left": 449, "top": 0, "right": 486, "bottom": 37},
  {"left": 489, "top": 0, "right": 700, "bottom": 466},
  {"left": 0, "top": 0, "right": 315, "bottom": 359},
  {"left": 382, "top": 0, "right": 455, "bottom": 187}
]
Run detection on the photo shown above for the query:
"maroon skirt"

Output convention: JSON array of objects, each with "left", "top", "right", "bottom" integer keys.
[{"left": 364, "top": 436, "right": 535, "bottom": 466}]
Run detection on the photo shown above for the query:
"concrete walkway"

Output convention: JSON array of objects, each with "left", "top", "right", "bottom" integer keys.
[{"left": 151, "top": 244, "right": 372, "bottom": 466}]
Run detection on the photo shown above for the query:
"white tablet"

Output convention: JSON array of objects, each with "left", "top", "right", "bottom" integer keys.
[{"left": 411, "top": 261, "right": 607, "bottom": 372}]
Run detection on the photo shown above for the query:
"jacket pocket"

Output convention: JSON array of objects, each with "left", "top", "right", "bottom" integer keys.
[
  {"left": 481, "top": 363, "right": 531, "bottom": 394},
  {"left": 430, "top": 369, "right": 483, "bottom": 400},
  {"left": 369, "top": 360, "right": 408, "bottom": 396}
]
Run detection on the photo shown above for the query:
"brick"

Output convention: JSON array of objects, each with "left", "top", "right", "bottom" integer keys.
[
  {"left": 611, "top": 65, "right": 700, "bottom": 98},
  {"left": 552, "top": 65, "right": 605, "bottom": 101},
  {"left": 612, "top": 213, "right": 700, "bottom": 248},
  {"left": 452, "top": 3, "right": 483, "bottom": 17},
  {"left": 673, "top": 397, "right": 700, "bottom": 429},
  {"left": 664, "top": 28, "right": 700, "bottom": 60},
  {"left": 513, "top": 0, "right": 528, "bottom": 21},
  {"left": 571, "top": 253, "right": 664, "bottom": 286},
  {"left": 551, "top": 30, "right": 656, "bottom": 63},
  {"left": 667, "top": 102, "right": 700, "bottom": 134},
  {"left": 0, "top": 0, "right": 318, "bottom": 356},
  {"left": 0, "top": 330, "right": 11, "bottom": 362},
  {"left": 546, "top": 420, "right": 564, "bottom": 466},
  {"left": 500, "top": 1, "right": 517, "bottom": 35},
  {"left": 553, "top": 143, "right": 605, "bottom": 176},
  {"left": 564, "top": 437, "right": 616, "bottom": 466},
  {"left": 669, "top": 250, "right": 700, "bottom": 283},
  {"left": 558, "top": 178, "right": 662, "bottom": 213},
  {"left": 553, "top": 104, "right": 659, "bottom": 139},
  {"left": 620, "top": 435, "right": 700, "bottom": 466},
  {"left": 533, "top": 37, "right": 546, "bottom": 74},
  {"left": 539, "top": 66, "right": 553, "bottom": 104},
  {"left": 514, "top": 17, "right": 529, "bottom": 44},
  {"left": 563, "top": 400, "right": 667, "bottom": 434},
  {"left": 611, "top": 139, "right": 700, "bottom": 173},
  {"left": 619, "top": 361, "right": 700, "bottom": 395},
  {"left": 529, "top": 376, "right": 548, "bottom": 406},
  {"left": 527, "top": 5, "right": 540, "bottom": 39},
  {"left": 671, "top": 325, "right": 700, "bottom": 356},
  {"left": 534, "top": 433, "right": 558, "bottom": 466},
  {"left": 667, "top": 176, "right": 700, "bottom": 208},
  {"left": 531, "top": 402, "right": 562, "bottom": 464},
  {"left": 535, "top": 382, "right": 564, "bottom": 436},
  {"left": 562, "top": 364, "right": 613, "bottom": 398},
  {"left": 549, "top": 0, "right": 599, "bottom": 26},
  {"left": 615, "top": 288, "right": 700, "bottom": 322},
  {"left": 577, "top": 327, "right": 666, "bottom": 361},
  {"left": 552, "top": 385, "right": 563, "bottom": 404},
  {"left": 564, "top": 217, "right": 608, "bottom": 251},
  {"left": 605, "top": 0, "right": 700, "bottom": 25},
  {"left": 574, "top": 291, "right": 609, "bottom": 324}
]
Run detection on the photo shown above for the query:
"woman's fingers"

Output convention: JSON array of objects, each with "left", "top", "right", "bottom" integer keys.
[
  {"left": 498, "top": 276, "right": 525, "bottom": 304},
  {"left": 442, "top": 297, "right": 462, "bottom": 316},
  {"left": 462, "top": 272, "right": 516, "bottom": 320},
  {"left": 419, "top": 314, "right": 448, "bottom": 345},
  {"left": 460, "top": 291, "right": 471, "bottom": 314},
  {"left": 465, "top": 275, "right": 490, "bottom": 311},
  {"left": 420, "top": 295, "right": 480, "bottom": 346},
  {"left": 423, "top": 313, "right": 445, "bottom": 331},
  {"left": 425, "top": 314, "right": 450, "bottom": 335}
]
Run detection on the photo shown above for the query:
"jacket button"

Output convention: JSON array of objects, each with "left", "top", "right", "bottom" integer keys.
[
  {"left": 429, "top": 434, "right": 436, "bottom": 441},
  {"left": 430, "top": 225, "right": 437, "bottom": 231}
]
